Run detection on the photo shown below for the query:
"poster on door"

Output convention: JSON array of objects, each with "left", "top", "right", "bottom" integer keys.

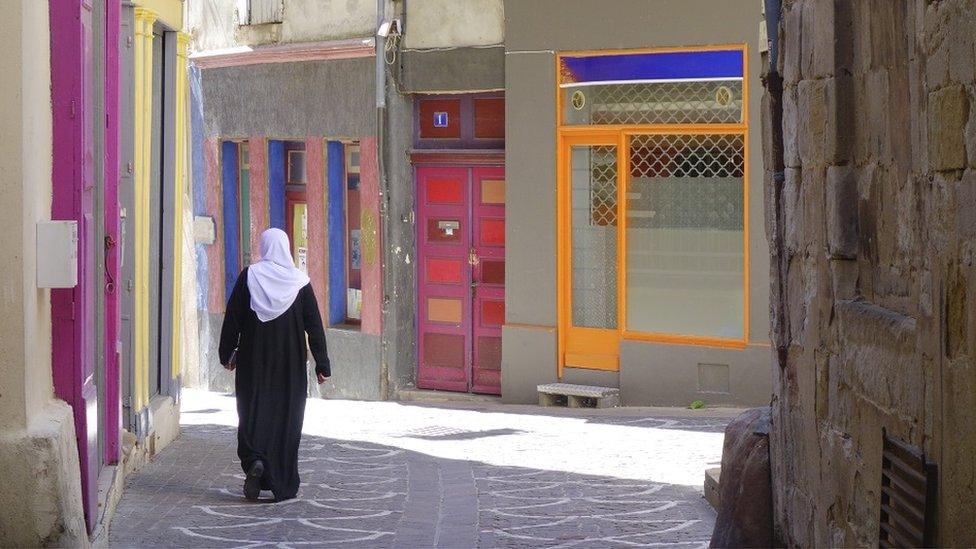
[
  {"left": 297, "top": 247, "right": 308, "bottom": 273},
  {"left": 350, "top": 229, "right": 361, "bottom": 270}
]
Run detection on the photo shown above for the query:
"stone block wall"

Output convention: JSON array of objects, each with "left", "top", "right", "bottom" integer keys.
[{"left": 766, "top": 0, "right": 976, "bottom": 545}]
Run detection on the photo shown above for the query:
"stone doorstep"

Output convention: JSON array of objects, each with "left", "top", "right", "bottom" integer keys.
[
  {"left": 396, "top": 387, "right": 502, "bottom": 404},
  {"left": 704, "top": 467, "right": 722, "bottom": 512},
  {"left": 537, "top": 383, "right": 621, "bottom": 408}
]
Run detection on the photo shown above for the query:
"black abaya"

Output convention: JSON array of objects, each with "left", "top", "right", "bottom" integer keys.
[{"left": 218, "top": 268, "right": 330, "bottom": 501}]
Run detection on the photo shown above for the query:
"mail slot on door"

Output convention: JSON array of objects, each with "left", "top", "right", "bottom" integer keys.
[{"left": 438, "top": 220, "right": 460, "bottom": 236}]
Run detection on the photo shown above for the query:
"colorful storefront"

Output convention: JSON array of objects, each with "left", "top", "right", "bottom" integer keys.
[
  {"left": 189, "top": 40, "right": 385, "bottom": 400},
  {"left": 42, "top": 0, "right": 189, "bottom": 533},
  {"left": 501, "top": 0, "right": 772, "bottom": 406}
]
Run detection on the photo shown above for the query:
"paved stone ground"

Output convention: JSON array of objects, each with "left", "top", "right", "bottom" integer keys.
[{"left": 109, "top": 389, "right": 735, "bottom": 548}]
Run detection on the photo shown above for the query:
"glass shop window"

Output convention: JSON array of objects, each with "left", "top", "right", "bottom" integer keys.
[
  {"left": 557, "top": 47, "right": 748, "bottom": 346},
  {"left": 287, "top": 149, "right": 306, "bottom": 185},
  {"left": 344, "top": 143, "right": 362, "bottom": 323},
  {"left": 238, "top": 141, "right": 251, "bottom": 266}
]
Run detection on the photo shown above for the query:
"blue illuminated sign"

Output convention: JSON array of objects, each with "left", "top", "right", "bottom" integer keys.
[{"left": 433, "top": 111, "right": 449, "bottom": 128}]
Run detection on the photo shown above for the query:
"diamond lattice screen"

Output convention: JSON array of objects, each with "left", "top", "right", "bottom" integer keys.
[
  {"left": 589, "top": 145, "right": 618, "bottom": 227},
  {"left": 563, "top": 80, "right": 743, "bottom": 126},
  {"left": 628, "top": 134, "right": 745, "bottom": 230}
]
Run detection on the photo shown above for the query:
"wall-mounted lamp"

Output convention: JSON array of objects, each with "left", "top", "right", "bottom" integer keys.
[{"left": 377, "top": 19, "right": 400, "bottom": 38}]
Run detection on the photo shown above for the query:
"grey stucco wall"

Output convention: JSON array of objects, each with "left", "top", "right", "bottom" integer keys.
[
  {"left": 403, "top": 0, "right": 503, "bottom": 50},
  {"left": 314, "top": 329, "right": 383, "bottom": 401},
  {"left": 381, "top": 73, "right": 419, "bottom": 395},
  {"left": 504, "top": 50, "right": 558, "bottom": 327},
  {"left": 200, "top": 57, "right": 376, "bottom": 139},
  {"left": 620, "top": 343, "right": 772, "bottom": 407},
  {"left": 502, "top": 0, "right": 772, "bottom": 406},
  {"left": 400, "top": 47, "right": 504, "bottom": 93},
  {"left": 500, "top": 325, "right": 556, "bottom": 404},
  {"left": 506, "top": 0, "right": 760, "bottom": 52}
]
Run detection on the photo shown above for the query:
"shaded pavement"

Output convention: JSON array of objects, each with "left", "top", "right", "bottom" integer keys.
[{"left": 109, "top": 389, "right": 735, "bottom": 548}]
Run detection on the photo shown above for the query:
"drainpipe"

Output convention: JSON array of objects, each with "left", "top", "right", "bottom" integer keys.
[
  {"left": 764, "top": 0, "right": 789, "bottom": 371},
  {"left": 376, "top": 0, "right": 391, "bottom": 399}
]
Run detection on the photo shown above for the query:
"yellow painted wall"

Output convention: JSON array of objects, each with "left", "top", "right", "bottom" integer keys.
[
  {"left": 132, "top": 0, "right": 188, "bottom": 414},
  {"left": 134, "top": 0, "right": 183, "bottom": 32},
  {"left": 133, "top": 7, "right": 154, "bottom": 413}
]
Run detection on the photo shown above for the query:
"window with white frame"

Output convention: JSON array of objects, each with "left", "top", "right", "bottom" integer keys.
[{"left": 236, "top": 0, "right": 284, "bottom": 25}]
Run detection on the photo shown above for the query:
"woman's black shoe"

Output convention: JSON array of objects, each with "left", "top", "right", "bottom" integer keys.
[{"left": 243, "top": 460, "right": 265, "bottom": 501}]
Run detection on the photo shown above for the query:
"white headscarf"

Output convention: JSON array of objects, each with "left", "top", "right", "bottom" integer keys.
[{"left": 247, "top": 228, "right": 311, "bottom": 322}]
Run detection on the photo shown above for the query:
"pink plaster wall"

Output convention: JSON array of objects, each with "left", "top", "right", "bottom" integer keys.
[
  {"left": 204, "top": 138, "right": 224, "bottom": 313},
  {"left": 305, "top": 137, "right": 327, "bottom": 321},
  {"left": 249, "top": 136, "right": 268, "bottom": 262}
]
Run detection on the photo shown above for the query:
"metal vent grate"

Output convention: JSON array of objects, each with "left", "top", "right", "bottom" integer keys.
[{"left": 879, "top": 433, "right": 937, "bottom": 548}]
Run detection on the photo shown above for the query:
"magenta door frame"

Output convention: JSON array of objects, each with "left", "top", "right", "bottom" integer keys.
[
  {"left": 104, "top": 0, "right": 121, "bottom": 466},
  {"left": 50, "top": 0, "right": 119, "bottom": 530}
]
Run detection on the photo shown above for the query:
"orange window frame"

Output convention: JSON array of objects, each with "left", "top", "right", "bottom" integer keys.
[{"left": 555, "top": 44, "right": 751, "bottom": 377}]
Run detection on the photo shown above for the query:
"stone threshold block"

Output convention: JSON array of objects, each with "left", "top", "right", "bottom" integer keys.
[{"left": 537, "top": 383, "right": 620, "bottom": 408}]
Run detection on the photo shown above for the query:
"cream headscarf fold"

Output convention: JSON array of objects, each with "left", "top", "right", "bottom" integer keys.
[{"left": 247, "top": 228, "right": 310, "bottom": 322}]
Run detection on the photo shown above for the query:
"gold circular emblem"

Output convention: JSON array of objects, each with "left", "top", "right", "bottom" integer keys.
[
  {"left": 572, "top": 90, "right": 586, "bottom": 110},
  {"left": 715, "top": 86, "right": 733, "bottom": 107}
]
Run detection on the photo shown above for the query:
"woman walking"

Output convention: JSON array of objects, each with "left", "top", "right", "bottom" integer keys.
[{"left": 219, "top": 228, "right": 330, "bottom": 502}]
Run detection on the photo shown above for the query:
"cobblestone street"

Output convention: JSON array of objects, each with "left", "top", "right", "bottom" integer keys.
[{"left": 109, "top": 390, "right": 736, "bottom": 548}]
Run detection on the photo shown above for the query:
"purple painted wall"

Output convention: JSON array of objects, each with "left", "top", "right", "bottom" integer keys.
[
  {"left": 50, "top": 0, "right": 100, "bottom": 530},
  {"left": 103, "top": 0, "right": 121, "bottom": 465}
]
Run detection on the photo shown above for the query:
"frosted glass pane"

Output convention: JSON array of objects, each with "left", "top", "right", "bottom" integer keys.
[
  {"left": 626, "top": 134, "right": 744, "bottom": 338},
  {"left": 571, "top": 145, "right": 618, "bottom": 329}
]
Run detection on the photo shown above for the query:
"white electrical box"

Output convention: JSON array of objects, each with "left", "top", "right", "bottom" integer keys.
[
  {"left": 37, "top": 220, "right": 78, "bottom": 288},
  {"left": 194, "top": 215, "right": 216, "bottom": 245}
]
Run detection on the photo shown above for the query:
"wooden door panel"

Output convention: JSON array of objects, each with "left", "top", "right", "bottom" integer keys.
[
  {"left": 471, "top": 167, "right": 504, "bottom": 395},
  {"left": 417, "top": 167, "right": 471, "bottom": 392}
]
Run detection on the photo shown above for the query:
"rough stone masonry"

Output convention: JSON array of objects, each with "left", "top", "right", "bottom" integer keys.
[{"left": 764, "top": 0, "right": 976, "bottom": 546}]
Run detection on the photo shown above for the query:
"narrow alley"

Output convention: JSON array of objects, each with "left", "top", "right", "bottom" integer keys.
[
  {"left": 6, "top": 0, "right": 976, "bottom": 546},
  {"left": 109, "top": 390, "right": 733, "bottom": 548}
]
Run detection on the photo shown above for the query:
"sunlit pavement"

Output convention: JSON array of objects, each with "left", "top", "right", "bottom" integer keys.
[{"left": 109, "top": 388, "right": 737, "bottom": 548}]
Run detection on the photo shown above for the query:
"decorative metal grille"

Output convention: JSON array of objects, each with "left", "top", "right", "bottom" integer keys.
[
  {"left": 563, "top": 80, "right": 743, "bottom": 126},
  {"left": 589, "top": 145, "right": 618, "bottom": 227},
  {"left": 628, "top": 134, "right": 744, "bottom": 231}
]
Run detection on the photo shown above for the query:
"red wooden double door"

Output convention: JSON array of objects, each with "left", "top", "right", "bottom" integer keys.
[{"left": 417, "top": 166, "right": 505, "bottom": 395}]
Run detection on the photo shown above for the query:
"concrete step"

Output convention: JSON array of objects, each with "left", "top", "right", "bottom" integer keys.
[
  {"left": 705, "top": 467, "right": 722, "bottom": 511},
  {"left": 537, "top": 383, "right": 620, "bottom": 408},
  {"left": 396, "top": 387, "right": 501, "bottom": 404}
]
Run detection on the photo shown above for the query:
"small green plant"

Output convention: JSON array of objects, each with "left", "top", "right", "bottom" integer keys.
[{"left": 689, "top": 400, "right": 706, "bottom": 410}]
